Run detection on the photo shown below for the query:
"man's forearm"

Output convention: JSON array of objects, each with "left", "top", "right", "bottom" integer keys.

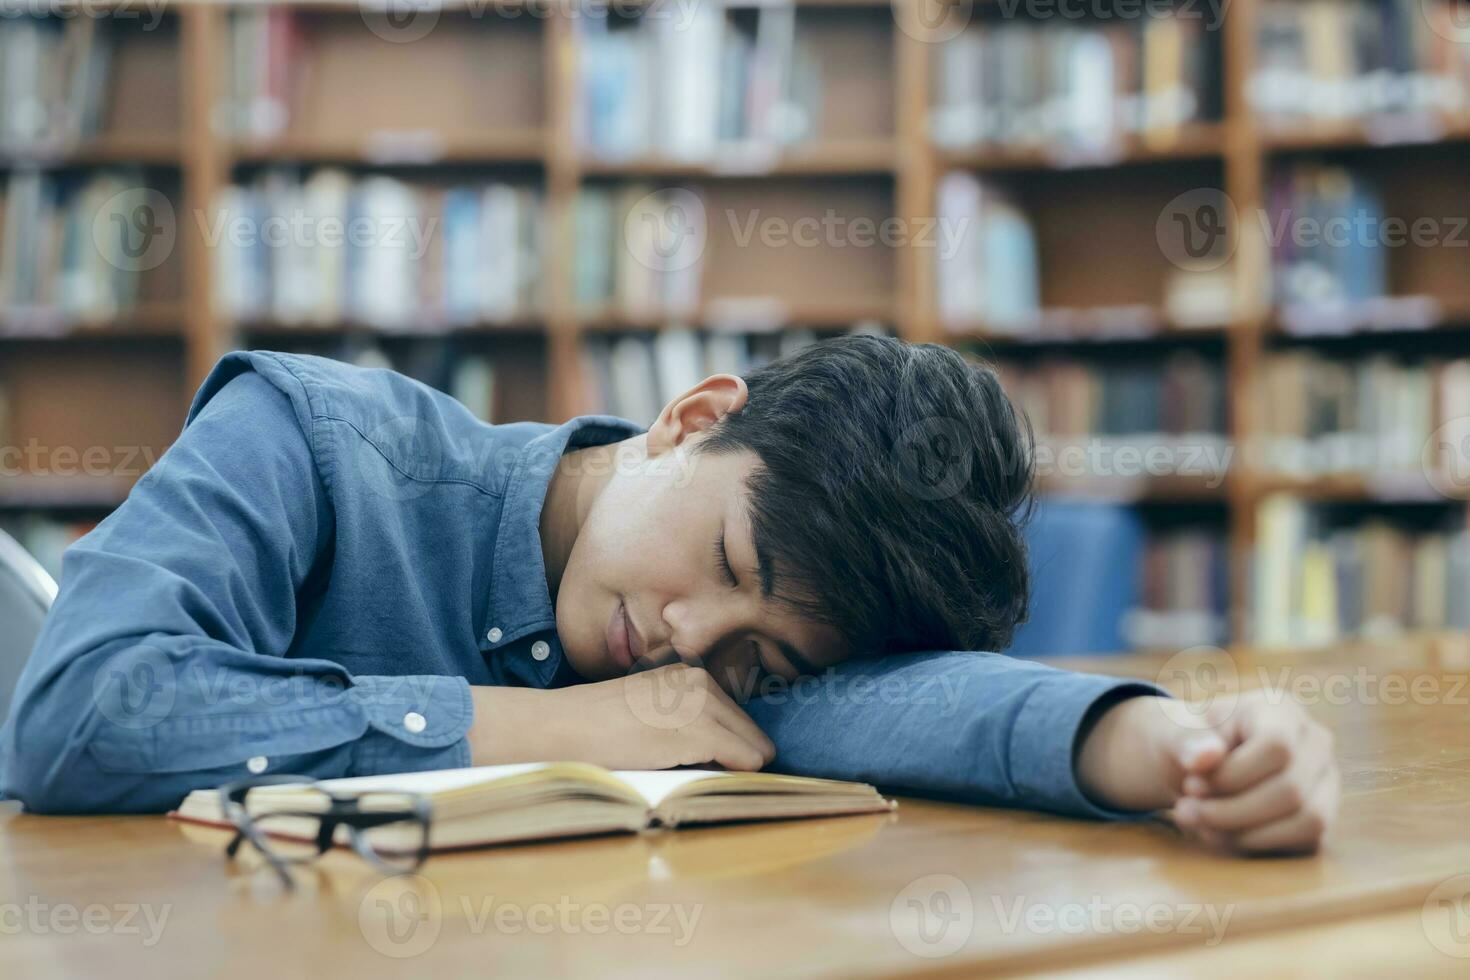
[{"left": 743, "top": 651, "right": 1165, "bottom": 819}]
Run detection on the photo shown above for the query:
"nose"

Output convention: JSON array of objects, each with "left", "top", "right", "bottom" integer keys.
[{"left": 661, "top": 596, "right": 743, "bottom": 667}]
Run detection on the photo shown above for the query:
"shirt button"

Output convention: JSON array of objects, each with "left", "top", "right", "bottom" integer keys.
[
  {"left": 487, "top": 627, "right": 503, "bottom": 643},
  {"left": 531, "top": 640, "right": 551, "bottom": 661},
  {"left": 247, "top": 756, "right": 269, "bottom": 775},
  {"left": 403, "top": 712, "right": 427, "bottom": 734}
]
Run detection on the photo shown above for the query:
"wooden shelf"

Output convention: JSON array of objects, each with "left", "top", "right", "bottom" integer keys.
[
  {"left": 580, "top": 140, "right": 897, "bottom": 178},
  {"left": 611, "top": 0, "right": 893, "bottom": 7},
  {"left": 1249, "top": 473, "right": 1470, "bottom": 505},
  {"left": 1260, "top": 114, "right": 1470, "bottom": 154},
  {"left": 0, "top": 303, "right": 185, "bottom": 341},
  {"left": 1269, "top": 296, "right": 1470, "bottom": 339},
  {"left": 0, "top": 134, "right": 182, "bottom": 169},
  {"left": 945, "top": 316, "right": 1230, "bottom": 349},
  {"left": 935, "top": 124, "right": 1225, "bottom": 172},
  {"left": 236, "top": 316, "right": 547, "bottom": 340},
  {"left": 230, "top": 130, "right": 547, "bottom": 167},
  {"left": 1036, "top": 471, "right": 1229, "bottom": 504},
  {"left": 726, "top": 0, "right": 894, "bottom": 6},
  {"left": 0, "top": 476, "right": 136, "bottom": 512},
  {"left": 253, "top": 0, "right": 543, "bottom": 12}
]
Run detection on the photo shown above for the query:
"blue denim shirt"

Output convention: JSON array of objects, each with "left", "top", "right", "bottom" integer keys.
[{"left": 0, "top": 351, "right": 1158, "bottom": 817}]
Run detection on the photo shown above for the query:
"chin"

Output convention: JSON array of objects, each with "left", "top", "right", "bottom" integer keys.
[
  {"left": 555, "top": 583, "right": 624, "bottom": 682},
  {"left": 558, "top": 626, "right": 619, "bottom": 683}
]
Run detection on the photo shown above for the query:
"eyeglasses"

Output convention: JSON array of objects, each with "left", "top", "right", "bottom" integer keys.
[{"left": 219, "top": 775, "right": 433, "bottom": 890}]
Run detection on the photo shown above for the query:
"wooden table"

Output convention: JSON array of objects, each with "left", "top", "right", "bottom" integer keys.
[{"left": 3, "top": 640, "right": 1470, "bottom": 978}]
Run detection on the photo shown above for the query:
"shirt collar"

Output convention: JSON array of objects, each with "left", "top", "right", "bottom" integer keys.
[{"left": 486, "top": 414, "right": 644, "bottom": 654}]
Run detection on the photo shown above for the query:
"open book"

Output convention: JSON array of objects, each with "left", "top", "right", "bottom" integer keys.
[{"left": 170, "top": 763, "right": 895, "bottom": 852}]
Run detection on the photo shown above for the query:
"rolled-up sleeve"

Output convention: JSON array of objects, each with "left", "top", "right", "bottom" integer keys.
[
  {"left": 743, "top": 650, "right": 1165, "bottom": 820},
  {"left": 0, "top": 369, "right": 471, "bottom": 814}
]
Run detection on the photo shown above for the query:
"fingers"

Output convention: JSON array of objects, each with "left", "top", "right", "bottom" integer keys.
[
  {"left": 1173, "top": 732, "right": 1229, "bottom": 777},
  {"left": 1177, "top": 768, "right": 1306, "bottom": 832},
  {"left": 704, "top": 696, "right": 777, "bottom": 768},
  {"left": 1174, "top": 750, "right": 1339, "bottom": 855},
  {"left": 1192, "top": 693, "right": 1320, "bottom": 796},
  {"left": 645, "top": 665, "right": 775, "bottom": 771},
  {"left": 688, "top": 728, "right": 769, "bottom": 772},
  {"left": 682, "top": 666, "right": 777, "bottom": 761},
  {"left": 1202, "top": 715, "right": 1307, "bottom": 796},
  {"left": 1230, "top": 774, "right": 1338, "bottom": 854},
  {"left": 1168, "top": 692, "right": 1339, "bottom": 856}
]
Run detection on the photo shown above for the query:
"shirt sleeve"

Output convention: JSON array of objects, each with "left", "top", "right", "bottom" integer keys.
[
  {"left": 742, "top": 650, "right": 1166, "bottom": 820},
  {"left": 0, "top": 370, "right": 471, "bottom": 815}
]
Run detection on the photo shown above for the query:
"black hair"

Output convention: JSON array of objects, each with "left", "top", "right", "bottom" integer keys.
[{"left": 696, "top": 334, "right": 1035, "bottom": 655}]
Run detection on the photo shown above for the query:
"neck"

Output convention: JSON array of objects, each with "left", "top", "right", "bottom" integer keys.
[{"left": 539, "top": 436, "right": 640, "bottom": 597}]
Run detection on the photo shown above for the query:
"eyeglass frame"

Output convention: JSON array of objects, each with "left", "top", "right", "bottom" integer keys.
[{"left": 219, "top": 774, "right": 433, "bottom": 890}]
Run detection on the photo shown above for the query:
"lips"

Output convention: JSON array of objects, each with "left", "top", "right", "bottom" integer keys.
[
  {"left": 606, "top": 600, "right": 636, "bottom": 672},
  {"left": 624, "top": 605, "right": 647, "bottom": 664}
]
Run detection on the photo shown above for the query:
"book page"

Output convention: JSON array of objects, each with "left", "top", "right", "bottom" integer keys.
[
  {"left": 610, "top": 770, "right": 879, "bottom": 807},
  {"left": 610, "top": 770, "right": 740, "bottom": 807},
  {"left": 306, "top": 763, "right": 559, "bottom": 797}
]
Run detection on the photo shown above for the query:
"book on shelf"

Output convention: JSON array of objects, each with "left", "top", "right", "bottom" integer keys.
[
  {"left": 929, "top": 12, "right": 1219, "bottom": 156},
  {"left": 576, "top": 184, "right": 705, "bottom": 319},
  {"left": 934, "top": 171, "right": 1039, "bottom": 333},
  {"left": 577, "top": 3, "right": 821, "bottom": 161},
  {"left": 350, "top": 175, "right": 422, "bottom": 329},
  {"left": 1253, "top": 496, "right": 1470, "bottom": 647},
  {"left": 1256, "top": 351, "right": 1470, "bottom": 485},
  {"left": 1251, "top": 0, "right": 1470, "bottom": 131},
  {"left": 996, "top": 351, "right": 1228, "bottom": 481},
  {"left": 213, "top": 169, "right": 542, "bottom": 330},
  {"left": 579, "top": 325, "right": 880, "bottom": 425},
  {"left": 1267, "top": 162, "right": 1390, "bottom": 323},
  {"left": 0, "top": 169, "right": 155, "bottom": 331},
  {"left": 221, "top": 6, "right": 302, "bottom": 141},
  {"left": 1163, "top": 266, "right": 1235, "bottom": 330},
  {"left": 172, "top": 762, "right": 893, "bottom": 852},
  {"left": 1125, "top": 527, "right": 1229, "bottom": 649},
  {"left": 0, "top": 14, "right": 112, "bottom": 154}
]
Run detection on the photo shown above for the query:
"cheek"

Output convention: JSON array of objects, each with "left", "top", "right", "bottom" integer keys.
[{"left": 569, "top": 475, "right": 697, "bottom": 590}]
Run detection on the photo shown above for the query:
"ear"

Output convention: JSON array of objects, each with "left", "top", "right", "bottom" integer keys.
[{"left": 645, "top": 374, "right": 748, "bottom": 456}]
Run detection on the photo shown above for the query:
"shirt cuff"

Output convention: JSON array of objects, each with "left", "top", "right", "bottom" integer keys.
[
  {"left": 1010, "top": 673, "right": 1168, "bottom": 821},
  {"left": 348, "top": 674, "right": 473, "bottom": 777}
]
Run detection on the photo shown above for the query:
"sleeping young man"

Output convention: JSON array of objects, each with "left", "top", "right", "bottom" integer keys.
[{"left": 0, "top": 336, "right": 1338, "bottom": 853}]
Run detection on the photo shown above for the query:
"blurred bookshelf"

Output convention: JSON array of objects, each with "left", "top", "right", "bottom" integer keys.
[{"left": 0, "top": 0, "right": 1467, "bottom": 653}]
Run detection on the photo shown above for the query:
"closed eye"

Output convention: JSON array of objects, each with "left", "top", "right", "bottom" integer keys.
[
  {"left": 714, "top": 529, "right": 738, "bottom": 588},
  {"left": 751, "top": 640, "right": 770, "bottom": 675}
]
